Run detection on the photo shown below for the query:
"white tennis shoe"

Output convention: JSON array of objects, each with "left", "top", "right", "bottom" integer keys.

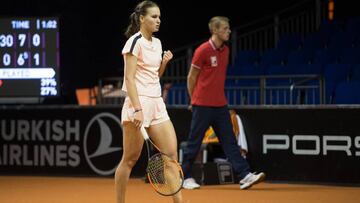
[
  {"left": 183, "top": 178, "right": 200, "bottom": 189},
  {"left": 240, "top": 172, "right": 266, "bottom": 190}
]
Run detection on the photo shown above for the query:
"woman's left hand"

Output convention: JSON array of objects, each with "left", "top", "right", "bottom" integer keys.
[{"left": 162, "top": 50, "right": 173, "bottom": 64}]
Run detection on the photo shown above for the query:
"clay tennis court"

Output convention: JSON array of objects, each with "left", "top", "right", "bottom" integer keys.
[{"left": 1, "top": 176, "right": 359, "bottom": 203}]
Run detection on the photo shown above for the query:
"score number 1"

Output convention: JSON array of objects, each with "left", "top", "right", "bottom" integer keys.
[
  {"left": 3, "top": 52, "right": 30, "bottom": 66},
  {"left": 2, "top": 52, "right": 40, "bottom": 67}
]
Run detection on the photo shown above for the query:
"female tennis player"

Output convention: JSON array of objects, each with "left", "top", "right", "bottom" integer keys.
[{"left": 114, "top": 1, "right": 183, "bottom": 203}]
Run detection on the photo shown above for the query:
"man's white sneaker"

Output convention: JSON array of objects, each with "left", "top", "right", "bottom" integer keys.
[
  {"left": 239, "top": 172, "right": 266, "bottom": 190},
  {"left": 182, "top": 178, "right": 200, "bottom": 189}
]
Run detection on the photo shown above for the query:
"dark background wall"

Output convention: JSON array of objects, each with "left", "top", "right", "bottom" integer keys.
[{"left": 0, "top": 0, "right": 356, "bottom": 103}]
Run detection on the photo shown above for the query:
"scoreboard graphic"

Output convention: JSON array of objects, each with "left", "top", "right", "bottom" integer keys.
[{"left": 0, "top": 18, "right": 60, "bottom": 97}]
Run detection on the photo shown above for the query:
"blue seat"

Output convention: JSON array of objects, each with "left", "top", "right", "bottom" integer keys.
[
  {"left": 327, "top": 31, "right": 355, "bottom": 51},
  {"left": 286, "top": 49, "right": 314, "bottom": 65},
  {"left": 276, "top": 34, "right": 302, "bottom": 52},
  {"left": 265, "top": 64, "right": 290, "bottom": 75},
  {"left": 334, "top": 80, "right": 360, "bottom": 104},
  {"left": 225, "top": 86, "right": 248, "bottom": 105},
  {"left": 339, "top": 47, "right": 360, "bottom": 64},
  {"left": 345, "top": 17, "right": 360, "bottom": 37},
  {"left": 235, "top": 64, "right": 263, "bottom": 86},
  {"left": 351, "top": 64, "right": 360, "bottom": 81},
  {"left": 318, "top": 19, "right": 342, "bottom": 41},
  {"left": 259, "top": 49, "right": 288, "bottom": 67},
  {"left": 288, "top": 64, "right": 323, "bottom": 75},
  {"left": 323, "top": 64, "right": 352, "bottom": 103},
  {"left": 264, "top": 65, "right": 293, "bottom": 104},
  {"left": 226, "top": 65, "right": 262, "bottom": 105},
  {"left": 356, "top": 37, "right": 360, "bottom": 47},
  {"left": 228, "top": 64, "right": 263, "bottom": 76},
  {"left": 227, "top": 65, "right": 238, "bottom": 76},
  {"left": 287, "top": 64, "right": 322, "bottom": 104},
  {"left": 234, "top": 50, "right": 260, "bottom": 66},
  {"left": 302, "top": 32, "right": 326, "bottom": 51},
  {"left": 166, "top": 83, "right": 188, "bottom": 105},
  {"left": 301, "top": 89, "right": 320, "bottom": 104},
  {"left": 225, "top": 86, "right": 260, "bottom": 105},
  {"left": 312, "top": 48, "right": 339, "bottom": 65}
]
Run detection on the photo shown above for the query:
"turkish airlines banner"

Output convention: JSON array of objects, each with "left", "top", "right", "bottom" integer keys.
[
  {"left": 0, "top": 107, "right": 147, "bottom": 177},
  {"left": 1, "top": 106, "right": 359, "bottom": 185}
]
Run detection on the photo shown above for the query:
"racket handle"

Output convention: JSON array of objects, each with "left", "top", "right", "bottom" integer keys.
[{"left": 140, "top": 126, "right": 150, "bottom": 140}]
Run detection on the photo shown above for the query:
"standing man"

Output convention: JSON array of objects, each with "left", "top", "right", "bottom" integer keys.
[{"left": 181, "top": 16, "right": 265, "bottom": 190}]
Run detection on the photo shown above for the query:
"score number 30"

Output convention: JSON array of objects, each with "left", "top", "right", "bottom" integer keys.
[
  {"left": 1, "top": 34, "right": 41, "bottom": 67},
  {"left": 0, "top": 34, "right": 41, "bottom": 48}
]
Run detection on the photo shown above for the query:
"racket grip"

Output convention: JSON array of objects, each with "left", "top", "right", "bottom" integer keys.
[{"left": 140, "top": 126, "right": 149, "bottom": 140}]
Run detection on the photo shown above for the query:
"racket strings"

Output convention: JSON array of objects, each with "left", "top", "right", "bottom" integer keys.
[{"left": 147, "top": 153, "right": 183, "bottom": 195}]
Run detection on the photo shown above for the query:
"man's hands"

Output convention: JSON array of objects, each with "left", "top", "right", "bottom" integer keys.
[{"left": 187, "top": 104, "right": 192, "bottom": 112}]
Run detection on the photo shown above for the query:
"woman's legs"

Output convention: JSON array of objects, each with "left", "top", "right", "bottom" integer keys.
[
  {"left": 148, "top": 120, "right": 183, "bottom": 203},
  {"left": 115, "top": 122, "right": 144, "bottom": 203}
]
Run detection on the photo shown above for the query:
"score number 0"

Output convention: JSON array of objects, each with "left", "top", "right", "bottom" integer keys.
[{"left": 1, "top": 34, "right": 41, "bottom": 66}]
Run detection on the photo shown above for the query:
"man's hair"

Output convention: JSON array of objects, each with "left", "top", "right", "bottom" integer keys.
[{"left": 208, "top": 16, "right": 229, "bottom": 34}]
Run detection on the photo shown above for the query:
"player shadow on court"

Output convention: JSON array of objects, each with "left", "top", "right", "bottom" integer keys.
[{"left": 202, "top": 184, "right": 319, "bottom": 191}]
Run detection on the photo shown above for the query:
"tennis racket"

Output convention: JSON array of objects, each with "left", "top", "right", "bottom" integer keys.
[{"left": 140, "top": 126, "right": 184, "bottom": 196}]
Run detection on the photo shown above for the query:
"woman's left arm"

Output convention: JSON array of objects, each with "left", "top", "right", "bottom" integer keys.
[{"left": 159, "top": 50, "right": 173, "bottom": 77}]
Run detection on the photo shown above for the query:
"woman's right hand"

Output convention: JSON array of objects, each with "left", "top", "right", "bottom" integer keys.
[{"left": 133, "top": 110, "right": 144, "bottom": 129}]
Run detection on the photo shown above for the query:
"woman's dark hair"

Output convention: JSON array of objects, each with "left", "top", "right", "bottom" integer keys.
[{"left": 124, "top": 0, "right": 159, "bottom": 38}]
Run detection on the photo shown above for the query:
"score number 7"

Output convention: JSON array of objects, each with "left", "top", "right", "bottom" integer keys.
[{"left": 18, "top": 33, "right": 41, "bottom": 47}]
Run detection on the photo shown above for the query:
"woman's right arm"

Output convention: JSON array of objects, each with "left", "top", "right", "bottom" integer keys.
[{"left": 124, "top": 53, "right": 143, "bottom": 128}]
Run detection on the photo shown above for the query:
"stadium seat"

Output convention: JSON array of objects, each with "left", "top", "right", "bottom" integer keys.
[
  {"left": 233, "top": 50, "right": 260, "bottom": 66},
  {"left": 259, "top": 49, "right": 288, "bottom": 67},
  {"left": 288, "top": 64, "right": 322, "bottom": 75},
  {"left": 351, "top": 64, "right": 360, "bottom": 81},
  {"left": 339, "top": 47, "right": 360, "bottom": 64},
  {"left": 287, "top": 64, "right": 322, "bottom": 104},
  {"left": 276, "top": 34, "right": 302, "bottom": 52},
  {"left": 326, "top": 31, "right": 355, "bottom": 51},
  {"left": 228, "top": 64, "right": 263, "bottom": 77},
  {"left": 323, "top": 64, "right": 352, "bottom": 103},
  {"left": 312, "top": 48, "right": 339, "bottom": 65},
  {"left": 334, "top": 80, "right": 360, "bottom": 104},
  {"left": 302, "top": 32, "right": 326, "bottom": 51},
  {"left": 226, "top": 64, "right": 262, "bottom": 105},
  {"left": 318, "top": 19, "right": 343, "bottom": 40},
  {"left": 225, "top": 87, "right": 246, "bottom": 105},
  {"left": 165, "top": 83, "right": 188, "bottom": 105},
  {"left": 286, "top": 49, "right": 314, "bottom": 65},
  {"left": 264, "top": 65, "right": 293, "bottom": 104},
  {"left": 345, "top": 17, "right": 360, "bottom": 37}
]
